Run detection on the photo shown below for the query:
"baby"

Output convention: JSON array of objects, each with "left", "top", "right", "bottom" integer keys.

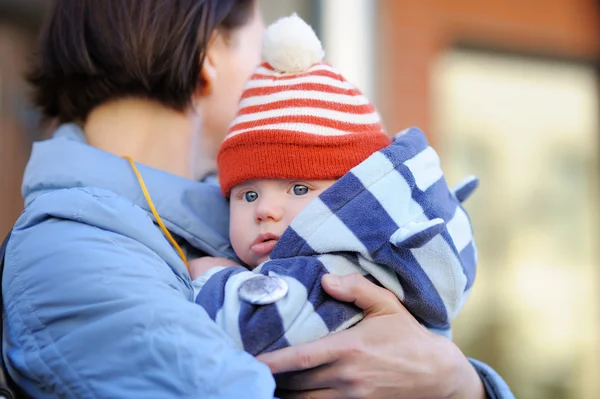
[{"left": 190, "top": 14, "right": 478, "bottom": 356}]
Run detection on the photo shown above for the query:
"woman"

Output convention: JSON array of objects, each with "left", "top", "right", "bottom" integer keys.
[{"left": 2, "top": 0, "right": 513, "bottom": 398}]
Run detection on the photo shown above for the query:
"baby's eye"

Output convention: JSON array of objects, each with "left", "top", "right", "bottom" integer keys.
[
  {"left": 244, "top": 191, "right": 259, "bottom": 202},
  {"left": 290, "top": 184, "right": 309, "bottom": 196}
]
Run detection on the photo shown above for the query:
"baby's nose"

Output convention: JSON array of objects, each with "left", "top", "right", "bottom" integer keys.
[{"left": 255, "top": 199, "right": 284, "bottom": 223}]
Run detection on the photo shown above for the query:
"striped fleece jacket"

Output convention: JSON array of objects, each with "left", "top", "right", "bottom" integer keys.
[{"left": 193, "top": 127, "right": 478, "bottom": 356}]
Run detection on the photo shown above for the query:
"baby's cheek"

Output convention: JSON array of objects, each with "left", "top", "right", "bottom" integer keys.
[
  {"left": 229, "top": 231, "right": 244, "bottom": 258},
  {"left": 288, "top": 197, "right": 314, "bottom": 222},
  {"left": 229, "top": 212, "right": 243, "bottom": 246}
]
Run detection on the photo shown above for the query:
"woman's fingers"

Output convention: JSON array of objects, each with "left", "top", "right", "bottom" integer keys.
[
  {"left": 257, "top": 334, "right": 343, "bottom": 375},
  {"left": 321, "top": 273, "right": 404, "bottom": 317}
]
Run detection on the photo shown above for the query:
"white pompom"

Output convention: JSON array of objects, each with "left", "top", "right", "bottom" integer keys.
[{"left": 262, "top": 13, "right": 325, "bottom": 73}]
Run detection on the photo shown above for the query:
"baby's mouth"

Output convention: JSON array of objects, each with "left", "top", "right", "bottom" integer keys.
[{"left": 251, "top": 234, "right": 279, "bottom": 256}]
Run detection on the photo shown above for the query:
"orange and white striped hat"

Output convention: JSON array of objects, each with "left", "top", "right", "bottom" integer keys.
[{"left": 217, "top": 13, "right": 391, "bottom": 196}]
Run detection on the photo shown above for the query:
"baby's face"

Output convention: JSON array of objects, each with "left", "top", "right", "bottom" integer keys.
[{"left": 229, "top": 179, "right": 335, "bottom": 267}]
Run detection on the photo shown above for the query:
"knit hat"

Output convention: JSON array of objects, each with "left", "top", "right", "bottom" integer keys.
[{"left": 217, "top": 13, "right": 391, "bottom": 196}]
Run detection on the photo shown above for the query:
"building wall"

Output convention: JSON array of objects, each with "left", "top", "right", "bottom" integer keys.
[
  {"left": 0, "top": 23, "right": 35, "bottom": 238},
  {"left": 377, "top": 0, "right": 600, "bottom": 138}
]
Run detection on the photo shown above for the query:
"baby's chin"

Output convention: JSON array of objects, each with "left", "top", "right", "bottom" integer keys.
[
  {"left": 253, "top": 255, "right": 270, "bottom": 269},
  {"left": 241, "top": 253, "right": 268, "bottom": 270}
]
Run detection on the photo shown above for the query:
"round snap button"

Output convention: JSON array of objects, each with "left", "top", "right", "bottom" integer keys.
[{"left": 238, "top": 275, "right": 289, "bottom": 305}]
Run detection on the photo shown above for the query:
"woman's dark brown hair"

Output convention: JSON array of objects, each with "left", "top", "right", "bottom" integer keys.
[{"left": 28, "top": 0, "right": 255, "bottom": 123}]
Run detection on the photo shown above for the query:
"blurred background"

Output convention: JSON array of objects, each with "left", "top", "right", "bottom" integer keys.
[{"left": 1, "top": 0, "right": 599, "bottom": 397}]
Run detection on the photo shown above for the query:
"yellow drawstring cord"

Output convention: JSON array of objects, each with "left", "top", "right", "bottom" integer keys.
[{"left": 123, "top": 156, "right": 189, "bottom": 271}]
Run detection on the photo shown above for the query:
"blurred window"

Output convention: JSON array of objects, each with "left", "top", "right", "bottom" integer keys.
[{"left": 432, "top": 49, "right": 600, "bottom": 399}]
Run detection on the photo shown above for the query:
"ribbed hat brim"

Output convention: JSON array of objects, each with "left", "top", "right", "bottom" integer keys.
[{"left": 218, "top": 129, "right": 392, "bottom": 196}]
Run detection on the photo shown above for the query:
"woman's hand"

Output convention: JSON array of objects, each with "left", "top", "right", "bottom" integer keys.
[
  {"left": 257, "top": 274, "right": 486, "bottom": 399},
  {"left": 188, "top": 256, "right": 239, "bottom": 279}
]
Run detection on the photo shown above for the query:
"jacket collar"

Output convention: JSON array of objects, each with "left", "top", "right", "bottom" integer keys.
[{"left": 22, "top": 123, "right": 236, "bottom": 259}]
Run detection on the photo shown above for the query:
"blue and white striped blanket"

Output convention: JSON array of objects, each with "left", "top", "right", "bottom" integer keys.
[{"left": 194, "top": 127, "right": 478, "bottom": 356}]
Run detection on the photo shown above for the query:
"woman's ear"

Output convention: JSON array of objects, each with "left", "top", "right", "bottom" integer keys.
[
  {"left": 199, "top": 51, "right": 217, "bottom": 97},
  {"left": 198, "top": 30, "right": 225, "bottom": 98}
]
